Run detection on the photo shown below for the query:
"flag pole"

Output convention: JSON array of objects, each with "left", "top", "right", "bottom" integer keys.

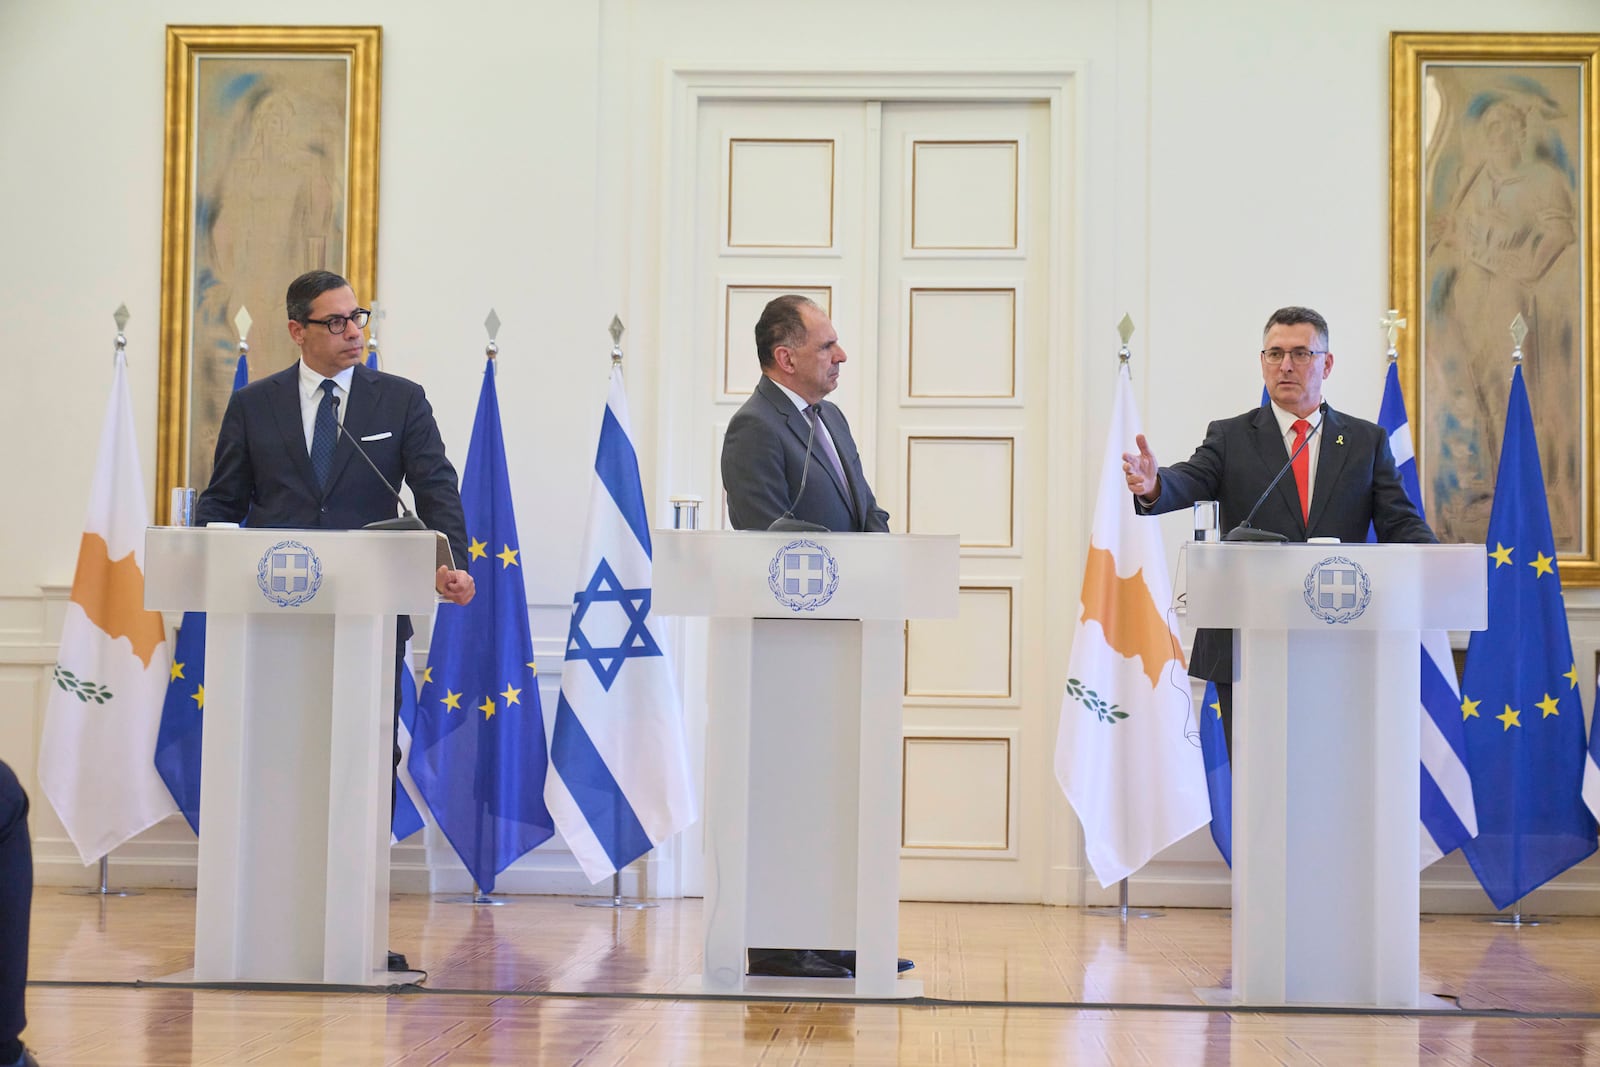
[
  {"left": 1081, "top": 314, "right": 1163, "bottom": 923},
  {"left": 1478, "top": 315, "right": 1553, "bottom": 929},
  {"left": 64, "top": 306, "right": 144, "bottom": 898},
  {"left": 576, "top": 314, "right": 658, "bottom": 911}
]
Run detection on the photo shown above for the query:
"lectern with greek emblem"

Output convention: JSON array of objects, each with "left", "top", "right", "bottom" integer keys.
[
  {"left": 1185, "top": 542, "right": 1485, "bottom": 1008},
  {"left": 145, "top": 526, "right": 439, "bottom": 986},
  {"left": 654, "top": 530, "right": 959, "bottom": 998}
]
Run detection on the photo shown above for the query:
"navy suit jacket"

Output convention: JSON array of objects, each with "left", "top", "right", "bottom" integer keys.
[
  {"left": 1137, "top": 402, "right": 1435, "bottom": 683},
  {"left": 721, "top": 375, "right": 890, "bottom": 532},
  {"left": 196, "top": 363, "right": 469, "bottom": 591}
]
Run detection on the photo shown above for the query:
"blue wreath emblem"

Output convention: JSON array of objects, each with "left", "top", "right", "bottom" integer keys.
[
  {"left": 769, "top": 539, "right": 840, "bottom": 612},
  {"left": 257, "top": 539, "right": 324, "bottom": 608},
  {"left": 1303, "top": 555, "right": 1371, "bottom": 625}
]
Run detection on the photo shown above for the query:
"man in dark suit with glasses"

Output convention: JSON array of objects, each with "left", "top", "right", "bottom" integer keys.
[
  {"left": 1120, "top": 305, "right": 1435, "bottom": 752},
  {"left": 196, "top": 270, "right": 474, "bottom": 971}
]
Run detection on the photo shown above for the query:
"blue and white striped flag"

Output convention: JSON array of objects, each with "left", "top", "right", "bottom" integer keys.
[
  {"left": 1368, "top": 360, "right": 1478, "bottom": 866},
  {"left": 546, "top": 363, "right": 696, "bottom": 881}
]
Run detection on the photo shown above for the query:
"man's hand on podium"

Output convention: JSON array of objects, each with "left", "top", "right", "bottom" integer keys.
[
  {"left": 1121, "top": 433, "right": 1160, "bottom": 502},
  {"left": 436, "top": 565, "right": 476, "bottom": 606}
]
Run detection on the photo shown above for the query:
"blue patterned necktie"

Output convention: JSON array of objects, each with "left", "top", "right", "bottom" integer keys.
[{"left": 310, "top": 379, "right": 338, "bottom": 489}]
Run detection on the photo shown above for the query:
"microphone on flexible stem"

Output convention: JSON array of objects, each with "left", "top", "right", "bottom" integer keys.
[
  {"left": 1222, "top": 403, "right": 1326, "bottom": 543},
  {"left": 768, "top": 404, "right": 829, "bottom": 533},
  {"left": 329, "top": 396, "right": 427, "bottom": 532}
]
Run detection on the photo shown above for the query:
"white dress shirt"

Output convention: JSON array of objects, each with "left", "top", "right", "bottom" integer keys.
[
  {"left": 297, "top": 361, "right": 355, "bottom": 455},
  {"left": 1268, "top": 402, "right": 1323, "bottom": 511}
]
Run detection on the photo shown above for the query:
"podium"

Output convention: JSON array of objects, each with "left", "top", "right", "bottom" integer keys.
[
  {"left": 1185, "top": 542, "right": 1485, "bottom": 1007},
  {"left": 145, "top": 526, "right": 439, "bottom": 986},
  {"left": 654, "top": 530, "right": 958, "bottom": 998}
]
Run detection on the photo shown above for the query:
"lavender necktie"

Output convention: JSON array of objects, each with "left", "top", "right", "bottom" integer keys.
[{"left": 808, "top": 405, "right": 850, "bottom": 497}]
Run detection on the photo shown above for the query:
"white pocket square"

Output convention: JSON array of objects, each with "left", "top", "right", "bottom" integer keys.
[{"left": 360, "top": 431, "right": 393, "bottom": 442}]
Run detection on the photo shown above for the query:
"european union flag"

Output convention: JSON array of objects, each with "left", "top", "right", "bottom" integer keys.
[
  {"left": 154, "top": 613, "right": 206, "bottom": 832},
  {"left": 1199, "top": 681, "right": 1232, "bottom": 866},
  {"left": 152, "top": 351, "right": 250, "bottom": 832},
  {"left": 408, "top": 358, "right": 552, "bottom": 891},
  {"left": 1459, "top": 365, "right": 1596, "bottom": 909}
]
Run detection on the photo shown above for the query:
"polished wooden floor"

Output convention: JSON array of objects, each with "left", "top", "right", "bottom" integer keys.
[{"left": 19, "top": 891, "right": 1600, "bottom": 1065}]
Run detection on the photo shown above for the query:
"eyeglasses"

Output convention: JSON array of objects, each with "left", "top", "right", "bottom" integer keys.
[
  {"left": 303, "top": 309, "right": 371, "bottom": 334},
  {"left": 1261, "top": 347, "right": 1326, "bottom": 365}
]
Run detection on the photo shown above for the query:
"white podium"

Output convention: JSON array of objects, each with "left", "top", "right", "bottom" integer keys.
[
  {"left": 145, "top": 526, "right": 439, "bottom": 986},
  {"left": 1185, "top": 542, "right": 1485, "bottom": 1007},
  {"left": 654, "top": 530, "right": 958, "bottom": 998}
]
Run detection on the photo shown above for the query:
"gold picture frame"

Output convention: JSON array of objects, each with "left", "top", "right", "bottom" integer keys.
[
  {"left": 156, "top": 25, "right": 381, "bottom": 522},
  {"left": 1390, "top": 32, "right": 1599, "bottom": 583}
]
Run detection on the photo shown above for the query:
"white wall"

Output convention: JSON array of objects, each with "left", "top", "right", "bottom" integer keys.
[{"left": 4, "top": 0, "right": 1599, "bottom": 906}]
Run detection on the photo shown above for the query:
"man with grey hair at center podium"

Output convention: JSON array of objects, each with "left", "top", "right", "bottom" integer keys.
[
  {"left": 1120, "top": 305, "right": 1435, "bottom": 756},
  {"left": 720, "top": 294, "right": 911, "bottom": 980}
]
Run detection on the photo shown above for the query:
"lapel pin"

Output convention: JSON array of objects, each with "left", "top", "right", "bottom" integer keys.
[{"left": 1336, "top": 434, "right": 1344, "bottom": 445}]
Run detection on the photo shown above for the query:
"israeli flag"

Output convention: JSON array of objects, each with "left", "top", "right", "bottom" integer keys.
[{"left": 546, "top": 363, "right": 697, "bottom": 881}]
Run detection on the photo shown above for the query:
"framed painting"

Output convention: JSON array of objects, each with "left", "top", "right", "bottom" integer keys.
[
  {"left": 156, "top": 25, "right": 381, "bottom": 522},
  {"left": 1390, "top": 32, "right": 1598, "bottom": 583}
]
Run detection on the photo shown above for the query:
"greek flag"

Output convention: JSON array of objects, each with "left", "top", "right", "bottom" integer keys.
[
  {"left": 546, "top": 363, "right": 696, "bottom": 881},
  {"left": 1368, "top": 360, "right": 1478, "bottom": 865}
]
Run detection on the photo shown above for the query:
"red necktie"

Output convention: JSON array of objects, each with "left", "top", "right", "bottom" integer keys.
[{"left": 1291, "top": 419, "right": 1311, "bottom": 524}]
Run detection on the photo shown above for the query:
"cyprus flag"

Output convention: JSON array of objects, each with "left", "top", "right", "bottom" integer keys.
[
  {"left": 1054, "top": 360, "right": 1208, "bottom": 887},
  {"left": 39, "top": 347, "right": 177, "bottom": 863}
]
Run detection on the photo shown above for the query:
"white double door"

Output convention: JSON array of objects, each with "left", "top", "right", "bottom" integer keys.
[{"left": 683, "top": 94, "right": 1059, "bottom": 902}]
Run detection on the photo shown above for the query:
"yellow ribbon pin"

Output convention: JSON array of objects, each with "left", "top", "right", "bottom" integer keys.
[{"left": 1336, "top": 434, "right": 1344, "bottom": 445}]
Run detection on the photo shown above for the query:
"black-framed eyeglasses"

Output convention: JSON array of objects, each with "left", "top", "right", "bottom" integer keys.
[
  {"left": 1261, "top": 347, "right": 1326, "bottom": 365},
  {"left": 303, "top": 309, "right": 371, "bottom": 334}
]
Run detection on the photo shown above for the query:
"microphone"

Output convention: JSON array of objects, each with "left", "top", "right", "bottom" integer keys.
[
  {"left": 1222, "top": 403, "right": 1326, "bottom": 543},
  {"left": 768, "top": 404, "right": 828, "bottom": 533},
  {"left": 329, "top": 395, "right": 428, "bottom": 532}
]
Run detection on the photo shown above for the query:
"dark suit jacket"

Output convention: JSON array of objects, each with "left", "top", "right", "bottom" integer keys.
[
  {"left": 721, "top": 375, "right": 890, "bottom": 532},
  {"left": 1137, "top": 402, "right": 1435, "bottom": 683},
  {"left": 196, "top": 363, "right": 469, "bottom": 601}
]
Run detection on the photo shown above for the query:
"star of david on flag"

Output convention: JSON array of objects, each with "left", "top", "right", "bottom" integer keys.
[
  {"left": 409, "top": 357, "right": 552, "bottom": 892},
  {"left": 547, "top": 362, "right": 696, "bottom": 883},
  {"left": 566, "top": 560, "right": 663, "bottom": 691}
]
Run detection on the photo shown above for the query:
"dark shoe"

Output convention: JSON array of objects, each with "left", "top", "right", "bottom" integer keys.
[
  {"left": 747, "top": 948, "right": 851, "bottom": 979},
  {"left": 817, "top": 949, "right": 915, "bottom": 973},
  {"left": 387, "top": 949, "right": 410, "bottom": 972}
]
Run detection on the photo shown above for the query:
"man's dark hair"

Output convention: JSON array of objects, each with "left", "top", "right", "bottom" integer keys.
[
  {"left": 1263, "top": 306, "right": 1330, "bottom": 351},
  {"left": 287, "top": 270, "right": 352, "bottom": 323},
  {"left": 754, "top": 295, "right": 820, "bottom": 368}
]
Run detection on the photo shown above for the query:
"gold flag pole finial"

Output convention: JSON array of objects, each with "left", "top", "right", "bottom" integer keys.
[
  {"left": 609, "top": 315, "right": 625, "bottom": 367},
  {"left": 1380, "top": 309, "right": 1406, "bottom": 364},
  {"left": 113, "top": 303, "right": 130, "bottom": 356},
  {"left": 1116, "top": 313, "right": 1134, "bottom": 366},
  {"left": 484, "top": 309, "right": 501, "bottom": 361}
]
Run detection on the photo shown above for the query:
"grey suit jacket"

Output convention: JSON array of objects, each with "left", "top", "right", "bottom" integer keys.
[
  {"left": 1136, "top": 402, "right": 1435, "bottom": 683},
  {"left": 721, "top": 375, "right": 890, "bottom": 532}
]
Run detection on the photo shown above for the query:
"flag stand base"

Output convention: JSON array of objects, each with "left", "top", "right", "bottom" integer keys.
[
  {"left": 575, "top": 872, "right": 657, "bottom": 910},
  {"left": 63, "top": 857, "right": 139, "bottom": 898},
  {"left": 1085, "top": 879, "right": 1161, "bottom": 920},
  {"left": 440, "top": 886, "right": 506, "bottom": 906}
]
